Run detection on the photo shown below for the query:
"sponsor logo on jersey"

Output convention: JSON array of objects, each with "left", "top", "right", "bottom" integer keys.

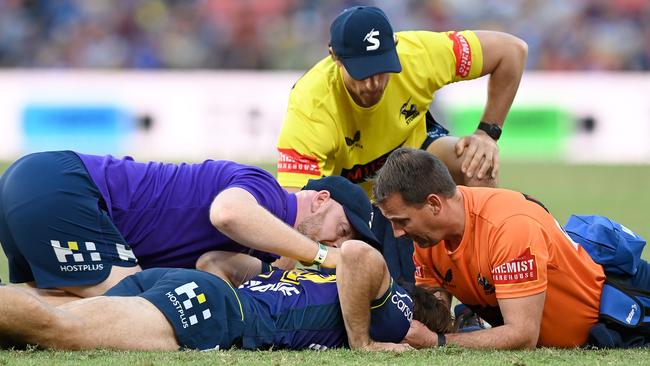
[
  {"left": 400, "top": 97, "right": 420, "bottom": 125},
  {"left": 340, "top": 147, "right": 398, "bottom": 184},
  {"left": 166, "top": 281, "right": 212, "bottom": 329},
  {"left": 277, "top": 148, "right": 321, "bottom": 176},
  {"left": 439, "top": 268, "right": 456, "bottom": 289},
  {"left": 244, "top": 280, "right": 301, "bottom": 296},
  {"left": 391, "top": 290, "right": 414, "bottom": 321},
  {"left": 345, "top": 130, "right": 363, "bottom": 150},
  {"left": 364, "top": 29, "right": 380, "bottom": 51},
  {"left": 477, "top": 273, "right": 495, "bottom": 295},
  {"left": 491, "top": 247, "right": 538, "bottom": 285},
  {"left": 448, "top": 32, "right": 472, "bottom": 78}
]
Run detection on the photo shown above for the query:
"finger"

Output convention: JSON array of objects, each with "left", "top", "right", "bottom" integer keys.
[
  {"left": 455, "top": 138, "right": 468, "bottom": 157},
  {"left": 491, "top": 152, "right": 500, "bottom": 178},
  {"left": 466, "top": 154, "right": 487, "bottom": 179},
  {"left": 461, "top": 144, "right": 480, "bottom": 176},
  {"left": 476, "top": 152, "right": 493, "bottom": 180}
]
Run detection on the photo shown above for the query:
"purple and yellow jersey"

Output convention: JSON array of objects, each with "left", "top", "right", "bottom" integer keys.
[
  {"left": 238, "top": 268, "right": 413, "bottom": 350},
  {"left": 277, "top": 30, "right": 484, "bottom": 195},
  {"left": 76, "top": 153, "right": 297, "bottom": 268}
]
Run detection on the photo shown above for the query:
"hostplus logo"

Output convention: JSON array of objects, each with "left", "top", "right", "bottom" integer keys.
[
  {"left": 51, "top": 240, "right": 104, "bottom": 272},
  {"left": 166, "top": 281, "right": 212, "bottom": 329},
  {"left": 400, "top": 97, "right": 420, "bottom": 125}
]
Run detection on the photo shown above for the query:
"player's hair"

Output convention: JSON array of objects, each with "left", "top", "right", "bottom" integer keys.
[
  {"left": 372, "top": 147, "right": 456, "bottom": 205},
  {"left": 409, "top": 285, "right": 454, "bottom": 333}
]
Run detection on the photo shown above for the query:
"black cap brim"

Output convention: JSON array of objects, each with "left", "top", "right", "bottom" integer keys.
[{"left": 341, "top": 49, "right": 402, "bottom": 80}]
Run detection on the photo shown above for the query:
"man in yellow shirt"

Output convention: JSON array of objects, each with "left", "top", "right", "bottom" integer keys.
[{"left": 276, "top": 6, "right": 528, "bottom": 284}]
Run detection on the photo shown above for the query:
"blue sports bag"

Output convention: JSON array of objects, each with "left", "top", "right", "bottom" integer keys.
[{"left": 564, "top": 215, "right": 646, "bottom": 276}]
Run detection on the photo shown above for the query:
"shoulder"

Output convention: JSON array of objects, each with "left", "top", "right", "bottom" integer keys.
[{"left": 462, "top": 187, "right": 549, "bottom": 227}]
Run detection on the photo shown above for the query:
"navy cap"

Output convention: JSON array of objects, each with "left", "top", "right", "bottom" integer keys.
[
  {"left": 303, "top": 176, "right": 380, "bottom": 248},
  {"left": 329, "top": 6, "right": 402, "bottom": 80}
]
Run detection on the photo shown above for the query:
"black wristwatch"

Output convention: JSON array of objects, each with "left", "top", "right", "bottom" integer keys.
[{"left": 477, "top": 122, "right": 502, "bottom": 141}]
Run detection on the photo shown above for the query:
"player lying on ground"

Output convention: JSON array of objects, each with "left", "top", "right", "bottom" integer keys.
[{"left": 0, "top": 240, "right": 452, "bottom": 351}]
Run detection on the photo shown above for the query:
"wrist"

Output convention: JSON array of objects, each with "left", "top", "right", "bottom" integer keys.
[
  {"left": 312, "top": 242, "right": 329, "bottom": 266},
  {"left": 437, "top": 332, "right": 446, "bottom": 347},
  {"left": 476, "top": 121, "right": 502, "bottom": 141}
]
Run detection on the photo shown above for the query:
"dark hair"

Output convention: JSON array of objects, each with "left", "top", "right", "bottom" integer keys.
[
  {"left": 410, "top": 285, "right": 454, "bottom": 333},
  {"left": 372, "top": 147, "right": 456, "bottom": 205}
]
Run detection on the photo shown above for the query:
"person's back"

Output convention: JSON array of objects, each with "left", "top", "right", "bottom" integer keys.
[
  {"left": 77, "top": 153, "right": 294, "bottom": 268},
  {"left": 237, "top": 267, "right": 412, "bottom": 350},
  {"left": 415, "top": 186, "right": 606, "bottom": 347}
]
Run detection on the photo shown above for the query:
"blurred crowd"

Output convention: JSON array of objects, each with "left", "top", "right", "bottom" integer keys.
[{"left": 1, "top": 0, "right": 649, "bottom": 71}]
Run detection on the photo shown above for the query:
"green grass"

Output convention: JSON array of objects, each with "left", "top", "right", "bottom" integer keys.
[
  {"left": 2, "top": 161, "right": 650, "bottom": 363},
  {"left": 1, "top": 347, "right": 649, "bottom": 365}
]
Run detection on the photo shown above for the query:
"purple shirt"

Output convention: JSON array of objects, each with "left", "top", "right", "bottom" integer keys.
[{"left": 75, "top": 153, "right": 297, "bottom": 268}]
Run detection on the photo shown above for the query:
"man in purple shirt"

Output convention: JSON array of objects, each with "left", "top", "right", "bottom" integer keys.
[{"left": 0, "top": 151, "right": 378, "bottom": 299}]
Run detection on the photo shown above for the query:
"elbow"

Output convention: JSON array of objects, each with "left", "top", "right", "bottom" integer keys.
[
  {"left": 209, "top": 201, "right": 241, "bottom": 233},
  {"left": 511, "top": 36, "right": 528, "bottom": 65}
]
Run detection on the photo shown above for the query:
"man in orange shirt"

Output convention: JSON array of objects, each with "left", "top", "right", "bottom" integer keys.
[{"left": 372, "top": 147, "right": 607, "bottom": 348}]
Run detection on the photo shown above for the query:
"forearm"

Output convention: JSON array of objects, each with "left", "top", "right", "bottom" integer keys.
[
  {"left": 480, "top": 34, "right": 528, "bottom": 125},
  {"left": 214, "top": 201, "right": 321, "bottom": 264},
  {"left": 211, "top": 188, "right": 344, "bottom": 267},
  {"left": 337, "top": 241, "right": 389, "bottom": 349},
  {"left": 446, "top": 324, "right": 537, "bottom": 349}
]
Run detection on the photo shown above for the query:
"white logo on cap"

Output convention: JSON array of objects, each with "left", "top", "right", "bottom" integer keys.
[{"left": 364, "top": 29, "right": 380, "bottom": 51}]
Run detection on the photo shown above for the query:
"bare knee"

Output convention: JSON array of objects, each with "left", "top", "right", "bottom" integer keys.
[
  {"left": 340, "top": 240, "right": 383, "bottom": 267},
  {"left": 60, "top": 265, "right": 141, "bottom": 298}
]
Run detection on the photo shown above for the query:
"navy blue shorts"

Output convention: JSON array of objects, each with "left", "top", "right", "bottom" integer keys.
[
  {"left": 420, "top": 111, "right": 450, "bottom": 151},
  {"left": 0, "top": 151, "right": 137, "bottom": 288},
  {"left": 372, "top": 206, "right": 415, "bottom": 286},
  {"left": 106, "top": 268, "right": 246, "bottom": 351}
]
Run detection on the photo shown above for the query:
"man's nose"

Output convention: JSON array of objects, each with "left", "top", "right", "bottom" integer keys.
[
  {"left": 363, "top": 74, "right": 380, "bottom": 89},
  {"left": 391, "top": 223, "right": 406, "bottom": 238}
]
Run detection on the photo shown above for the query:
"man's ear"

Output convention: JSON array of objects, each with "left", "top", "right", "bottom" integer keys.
[
  {"left": 426, "top": 194, "right": 443, "bottom": 215},
  {"left": 328, "top": 46, "right": 340, "bottom": 64},
  {"left": 311, "top": 190, "right": 332, "bottom": 212}
]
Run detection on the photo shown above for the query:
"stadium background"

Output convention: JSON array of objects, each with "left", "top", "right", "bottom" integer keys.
[{"left": 1, "top": 0, "right": 650, "bottom": 363}]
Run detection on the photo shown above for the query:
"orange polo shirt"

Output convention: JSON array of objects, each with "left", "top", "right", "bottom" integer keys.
[{"left": 414, "top": 186, "right": 605, "bottom": 347}]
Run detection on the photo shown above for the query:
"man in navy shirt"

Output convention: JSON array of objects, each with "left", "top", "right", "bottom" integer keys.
[
  {"left": 0, "top": 151, "right": 378, "bottom": 299},
  {"left": 0, "top": 241, "right": 451, "bottom": 351}
]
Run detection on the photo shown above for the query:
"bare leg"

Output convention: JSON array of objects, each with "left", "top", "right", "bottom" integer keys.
[
  {"left": 196, "top": 251, "right": 264, "bottom": 287},
  {"left": 425, "top": 136, "right": 497, "bottom": 187},
  {"left": 0, "top": 286, "right": 178, "bottom": 350},
  {"left": 336, "top": 240, "right": 411, "bottom": 351},
  {"left": 22, "top": 283, "right": 82, "bottom": 305},
  {"left": 59, "top": 264, "right": 142, "bottom": 298}
]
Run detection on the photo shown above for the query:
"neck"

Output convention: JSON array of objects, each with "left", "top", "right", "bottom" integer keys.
[{"left": 293, "top": 190, "right": 315, "bottom": 228}]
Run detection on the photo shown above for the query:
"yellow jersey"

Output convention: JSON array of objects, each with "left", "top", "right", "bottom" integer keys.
[{"left": 277, "top": 30, "right": 484, "bottom": 195}]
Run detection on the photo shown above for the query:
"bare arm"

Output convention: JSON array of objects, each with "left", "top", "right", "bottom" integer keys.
[
  {"left": 210, "top": 187, "right": 339, "bottom": 268},
  {"left": 196, "top": 251, "right": 266, "bottom": 287},
  {"left": 337, "top": 240, "right": 413, "bottom": 352},
  {"left": 407, "top": 292, "right": 545, "bottom": 349},
  {"left": 455, "top": 31, "right": 528, "bottom": 181}
]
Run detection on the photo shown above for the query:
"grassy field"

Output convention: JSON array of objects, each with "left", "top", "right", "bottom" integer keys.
[{"left": 1, "top": 160, "right": 650, "bottom": 364}]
